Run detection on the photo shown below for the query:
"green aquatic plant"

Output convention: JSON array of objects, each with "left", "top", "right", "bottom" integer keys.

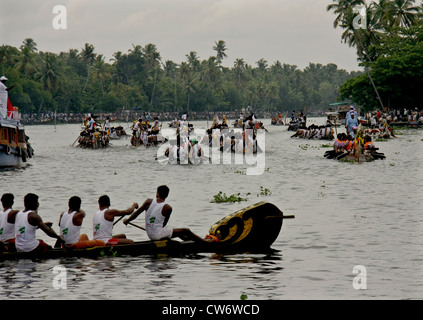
[
  {"left": 211, "top": 191, "right": 248, "bottom": 203},
  {"left": 258, "top": 186, "right": 272, "bottom": 196}
]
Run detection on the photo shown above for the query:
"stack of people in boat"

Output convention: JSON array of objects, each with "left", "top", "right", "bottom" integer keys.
[
  {"left": 203, "top": 113, "right": 263, "bottom": 154},
  {"left": 131, "top": 116, "right": 166, "bottom": 147},
  {"left": 287, "top": 110, "right": 307, "bottom": 131},
  {"left": 233, "top": 108, "right": 266, "bottom": 130},
  {"left": 77, "top": 115, "right": 110, "bottom": 149},
  {"left": 291, "top": 123, "right": 335, "bottom": 140},
  {"left": 324, "top": 124, "right": 386, "bottom": 161},
  {"left": 0, "top": 186, "right": 218, "bottom": 255},
  {"left": 103, "top": 116, "right": 128, "bottom": 140},
  {"left": 271, "top": 113, "right": 284, "bottom": 126}
]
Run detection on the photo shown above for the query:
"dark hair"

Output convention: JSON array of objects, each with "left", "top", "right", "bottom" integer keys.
[
  {"left": 69, "top": 196, "right": 81, "bottom": 211},
  {"left": 24, "top": 193, "right": 39, "bottom": 210},
  {"left": 1, "top": 193, "right": 14, "bottom": 208},
  {"left": 98, "top": 195, "right": 110, "bottom": 207},
  {"left": 157, "top": 185, "right": 170, "bottom": 199}
]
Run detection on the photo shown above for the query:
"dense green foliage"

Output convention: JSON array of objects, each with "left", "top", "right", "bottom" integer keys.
[
  {"left": 1, "top": 39, "right": 360, "bottom": 115},
  {"left": 327, "top": 0, "right": 423, "bottom": 112}
]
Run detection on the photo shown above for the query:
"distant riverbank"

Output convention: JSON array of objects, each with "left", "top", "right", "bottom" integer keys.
[{"left": 20, "top": 109, "right": 326, "bottom": 125}]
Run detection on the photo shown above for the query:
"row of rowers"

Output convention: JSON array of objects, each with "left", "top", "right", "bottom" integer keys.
[
  {"left": 333, "top": 132, "right": 376, "bottom": 153},
  {"left": 0, "top": 186, "right": 218, "bottom": 254}
]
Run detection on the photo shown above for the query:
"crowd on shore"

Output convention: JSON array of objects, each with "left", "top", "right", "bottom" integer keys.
[
  {"left": 19, "top": 110, "right": 273, "bottom": 125},
  {"left": 16, "top": 108, "right": 423, "bottom": 126}
]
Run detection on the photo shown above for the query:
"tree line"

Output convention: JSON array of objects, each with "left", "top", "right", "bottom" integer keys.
[
  {"left": 1, "top": 39, "right": 360, "bottom": 116},
  {"left": 327, "top": 0, "right": 423, "bottom": 112}
]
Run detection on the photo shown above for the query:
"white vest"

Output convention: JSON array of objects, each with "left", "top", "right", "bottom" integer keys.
[
  {"left": 93, "top": 209, "right": 113, "bottom": 242},
  {"left": 0, "top": 208, "right": 15, "bottom": 241},
  {"left": 15, "top": 210, "right": 39, "bottom": 252},
  {"left": 60, "top": 211, "right": 81, "bottom": 245},
  {"left": 145, "top": 199, "right": 166, "bottom": 237}
]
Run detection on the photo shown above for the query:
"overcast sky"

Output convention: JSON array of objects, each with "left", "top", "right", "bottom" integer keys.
[{"left": 1, "top": 0, "right": 373, "bottom": 72}]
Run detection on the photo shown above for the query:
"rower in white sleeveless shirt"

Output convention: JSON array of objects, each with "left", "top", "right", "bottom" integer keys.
[
  {"left": 0, "top": 193, "right": 19, "bottom": 251},
  {"left": 15, "top": 193, "right": 64, "bottom": 253},
  {"left": 93, "top": 195, "right": 138, "bottom": 245},
  {"left": 123, "top": 185, "right": 218, "bottom": 243},
  {"left": 59, "top": 196, "right": 106, "bottom": 248}
]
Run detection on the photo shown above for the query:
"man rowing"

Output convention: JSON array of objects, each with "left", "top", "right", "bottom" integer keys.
[
  {"left": 15, "top": 193, "right": 64, "bottom": 253},
  {"left": 58, "top": 196, "right": 105, "bottom": 248},
  {"left": 0, "top": 193, "right": 19, "bottom": 252},
  {"left": 123, "top": 185, "right": 218, "bottom": 243},
  {"left": 93, "top": 195, "right": 138, "bottom": 245}
]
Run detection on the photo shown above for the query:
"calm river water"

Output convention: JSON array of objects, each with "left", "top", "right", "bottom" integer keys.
[{"left": 0, "top": 118, "right": 422, "bottom": 300}]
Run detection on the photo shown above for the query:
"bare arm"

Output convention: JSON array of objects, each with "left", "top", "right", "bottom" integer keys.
[
  {"left": 29, "top": 211, "right": 61, "bottom": 240},
  {"left": 7, "top": 209, "right": 19, "bottom": 224},
  {"left": 104, "top": 203, "right": 138, "bottom": 222},
  {"left": 123, "top": 199, "right": 152, "bottom": 225},
  {"left": 162, "top": 204, "right": 172, "bottom": 227}
]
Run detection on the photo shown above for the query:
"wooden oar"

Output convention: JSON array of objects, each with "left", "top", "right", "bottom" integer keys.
[
  {"left": 128, "top": 222, "right": 146, "bottom": 231},
  {"left": 113, "top": 215, "right": 124, "bottom": 226},
  {"left": 71, "top": 136, "right": 80, "bottom": 146}
]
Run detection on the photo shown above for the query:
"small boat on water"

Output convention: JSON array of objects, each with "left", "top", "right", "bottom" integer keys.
[
  {"left": 0, "top": 113, "right": 34, "bottom": 168},
  {"left": 0, "top": 202, "right": 294, "bottom": 261}
]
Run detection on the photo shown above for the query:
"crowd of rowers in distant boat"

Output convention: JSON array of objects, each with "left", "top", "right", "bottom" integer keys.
[
  {"left": 76, "top": 114, "right": 127, "bottom": 148},
  {"left": 160, "top": 111, "right": 265, "bottom": 165}
]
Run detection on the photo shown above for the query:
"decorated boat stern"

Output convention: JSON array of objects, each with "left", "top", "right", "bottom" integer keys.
[{"left": 209, "top": 202, "right": 293, "bottom": 252}]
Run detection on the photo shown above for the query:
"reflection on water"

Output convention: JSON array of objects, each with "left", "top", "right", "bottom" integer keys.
[{"left": 1, "top": 120, "right": 423, "bottom": 299}]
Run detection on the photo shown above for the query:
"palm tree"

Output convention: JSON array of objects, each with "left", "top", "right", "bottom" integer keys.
[
  {"left": 371, "top": 0, "right": 396, "bottom": 32},
  {"left": 143, "top": 44, "right": 161, "bottom": 110},
  {"left": 15, "top": 46, "right": 37, "bottom": 76},
  {"left": 80, "top": 43, "right": 96, "bottom": 91},
  {"left": 233, "top": 58, "right": 246, "bottom": 92},
  {"left": 212, "top": 40, "right": 228, "bottom": 66},
  {"left": 35, "top": 52, "right": 63, "bottom": 112},
  {"left": 0, "top": 45, "right": 17, "bottom": 75},
  {"left": 20, "top": 38, "right": 38, "bottom": 53},
  {"left": 390, "top": 0, "right": 420, "bottom": 29},
  {"left": 92, "top": 55, "right": 111, "bottom": 95},
  {"left": 328, "top": 1, "right": 385, "bottom": 109},
  {"left": 186, "top": 51, "right": 201, "bottom": 72},
  {"left": 327, "top": 0, "right": 366, "bottom": 28}
]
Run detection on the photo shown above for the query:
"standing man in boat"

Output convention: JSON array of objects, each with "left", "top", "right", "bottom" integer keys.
[
  {"left": 123, "top": 185, "right": 218, "bottom": 243},
  {"left": 346, "top": 111, "right": 359, "bottom": 138},
  {"left": 0, "top": 76, "right": 15, "bottom": 120},
  {"left": 14, "top": 193, "right": 64, "bottom": 253},
  {"left": 93, "top": 195, "right": 138, "bottom": 245},
  {"left": 0, "top": 193, "right": 19, "bottom": 251}
]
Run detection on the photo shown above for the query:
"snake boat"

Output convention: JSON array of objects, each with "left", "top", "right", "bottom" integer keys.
[{"left": 0, "top": 202, "right": 294, "bottom": 261}]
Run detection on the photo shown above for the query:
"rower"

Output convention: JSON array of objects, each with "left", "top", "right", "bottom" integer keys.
[
  {"left": 123, "top": 185, "right": 218, "bottom": 243},
  {"left": 15, "top": 193, "right": 64, "bottom": 253},
  {"left": 0, "top": 193, "right": 19, "bottom": 252},
  {"left": 58, "top": 196, "right": 105, "bottom": 248},
  {"left": 93, "top": 195, "right": 138, "bottom": 245}
]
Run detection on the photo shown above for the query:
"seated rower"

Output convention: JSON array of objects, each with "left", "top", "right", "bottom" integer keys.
[
  {"left": 364, "top": 135, "right": 376, "bottom": 151},
  {"left": 58, "top": 196, "right": 105, "bottom": 249},
  {"left": 0, "top": 193, "right": 19, "bottom": 252},
  {"left": 93, "top": 195, "right": 138, "bottom": 245},
  {"left": 123, "top": 185, "right": 218, "bottom": 243},
  {"left": 15, "top": 193, "right": 65, "bottom": 253}
]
